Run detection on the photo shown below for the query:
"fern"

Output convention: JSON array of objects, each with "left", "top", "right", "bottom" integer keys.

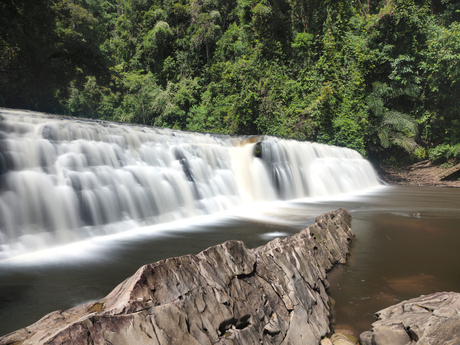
[
  {"left": 382, "top": 111, "right": 418, "bottom": 135},
  {"left": 367, "top": 82, "right": 419, "bottom": 153}
]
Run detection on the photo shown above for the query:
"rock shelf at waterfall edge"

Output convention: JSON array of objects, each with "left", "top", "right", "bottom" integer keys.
[{"left": 0, "top": 208, "right": 355, "bottom": 345}]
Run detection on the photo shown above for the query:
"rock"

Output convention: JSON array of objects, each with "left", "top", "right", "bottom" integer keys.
[
  {"left": 330, "top": 332, "right": 358, "bottom": 344},
  {"left": 359, "top": 291, "right": 460, "bottom": 345},
  {"left": 0, "top": 209, "right": 354, "bottom": 345},
  {"left": 320, "top": 338, "right": 334, "bottom": 345}
]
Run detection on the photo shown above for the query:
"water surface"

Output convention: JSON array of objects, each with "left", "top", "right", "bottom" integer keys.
[
  {"left": 1, "top": 185, "right": 459, "bottom": 337},
  {"left": 326, "top": 185, "right": 460, "bottom": 335}
]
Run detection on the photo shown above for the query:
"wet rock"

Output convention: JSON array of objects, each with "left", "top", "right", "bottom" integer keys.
[
  {"left": 0, "top": 209, "right": 354, "bottom": 345},
  {"left": 330, "top": 333, "right": 358, "bottom": 344},
  {"left": 359, "top": 291, "right": 460, "bottom": 345}
]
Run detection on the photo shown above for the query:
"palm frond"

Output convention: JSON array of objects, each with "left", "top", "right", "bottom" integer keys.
[
  {"left": 382, "top": 110, "right": 418, "bottom": 135},
  {"left": 378, "top": 128, "right": 391, "bottom": 148},
  {"left": 366, "top": 95, "right": 385, "bottom": 117},
  {"left": 390, "top": 132, "right": 418, "bottom": 153}
]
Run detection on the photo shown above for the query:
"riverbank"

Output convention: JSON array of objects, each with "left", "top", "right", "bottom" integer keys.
[{"left": 377, "top": 160, "right": 460, "bottom": 187}]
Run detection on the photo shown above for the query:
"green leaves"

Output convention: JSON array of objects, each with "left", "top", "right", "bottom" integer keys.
[
  {"left": 2, "top": 0, "right": 460, "bottom": 165},
  {"left": 418, "top": 21, "right": 460, "bottom": 146},
  {"left": 67, "top": 76, "right": 102, "bottom": 118},
  {"left": 428, "top": 143, "right": 460, "bottom": 164},
  {"left": 366, "top": 82, "right": 419, "bottom": 154}
]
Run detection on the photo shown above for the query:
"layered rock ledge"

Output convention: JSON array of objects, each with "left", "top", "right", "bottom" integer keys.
[
  {"left": 360, "top": 291, "right": 460, "bottom": 345},
  {"left": 0, "top": 208, "right": 354, "bottom": 345}
]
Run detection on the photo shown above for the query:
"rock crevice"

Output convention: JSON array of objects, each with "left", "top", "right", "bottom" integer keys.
[{"left": 0, "top": 208, "right": 354, "bottom": 345}]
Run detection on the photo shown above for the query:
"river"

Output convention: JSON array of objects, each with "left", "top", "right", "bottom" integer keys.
[{"left": 1, "top": 184, "right": 459, "bottom": 336}]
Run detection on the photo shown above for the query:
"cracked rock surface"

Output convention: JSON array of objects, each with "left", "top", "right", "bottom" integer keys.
[
  {"left": 0, "top": 208, "right": 354, "bottom": 345},
  {"left": 359, "top": 291, "right": 460, "bottom": 345}
]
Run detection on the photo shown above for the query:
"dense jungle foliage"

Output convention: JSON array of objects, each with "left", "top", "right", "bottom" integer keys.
[{"left": 1, "top": 0, "right": 460, "bottom": 164}]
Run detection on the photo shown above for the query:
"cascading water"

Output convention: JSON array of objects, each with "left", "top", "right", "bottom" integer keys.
[{"left": 0, "top": 108, "right": 380, "bottom": 260}]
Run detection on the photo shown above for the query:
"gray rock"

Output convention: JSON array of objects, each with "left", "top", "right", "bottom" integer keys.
[
  {"left": 0, "top": 209, "right": 354, "bottom": 345},
  {"left": 359, "top": 291, "right": 460, "bottom": 345}
]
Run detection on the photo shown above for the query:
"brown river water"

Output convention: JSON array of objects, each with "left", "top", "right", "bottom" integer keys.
[{"left": 0, "top": 185, "right": 459, "bottom": 337}]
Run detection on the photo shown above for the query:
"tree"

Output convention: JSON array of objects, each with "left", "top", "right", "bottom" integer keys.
[
  {"left": 366, "top": 82, "right": 419, "bottom": 159},
  {"left": 0, "top": 0, "right": 108, "bottom": 112},
  {"left": 419, "top": 21, "right": 460, "bottom": 147}
]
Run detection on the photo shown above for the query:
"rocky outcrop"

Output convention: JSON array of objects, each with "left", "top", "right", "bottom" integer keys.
[
  {"left": 0, "top": 209, "right": 354, "bottom": 345},
  {"left": 360, "top": 291, "right": 460, "bottom": 345}
]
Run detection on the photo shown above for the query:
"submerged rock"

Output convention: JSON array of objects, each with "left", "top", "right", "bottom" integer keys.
[
  {"left": 0, "top": 209, "right": 354, "bottom": 345},
  {"left": 359, "top": 291, "right": 460, "bottom": 345}
]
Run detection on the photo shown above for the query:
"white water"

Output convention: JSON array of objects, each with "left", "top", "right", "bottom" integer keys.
[{"left": 0, "top": 108, "right": 380, "bottom": 260}]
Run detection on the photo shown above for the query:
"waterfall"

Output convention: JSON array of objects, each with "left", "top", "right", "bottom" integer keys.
[{"left": 0, "top": 109, "right": 380, "bottom": 259}]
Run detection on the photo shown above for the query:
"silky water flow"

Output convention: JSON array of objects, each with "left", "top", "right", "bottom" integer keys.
[{"left": 0, "top": 108, "right": 379, "bottom": 260}]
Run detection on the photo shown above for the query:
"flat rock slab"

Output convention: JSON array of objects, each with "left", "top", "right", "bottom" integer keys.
[
  {"left": 360, "top": 291, "right": 460, "bottom": 345},
  {"left": 0, "top": 209, "right": 354, "bottom": 345}
]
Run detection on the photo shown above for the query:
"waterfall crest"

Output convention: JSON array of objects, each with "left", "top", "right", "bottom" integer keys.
[{"left": 0, "top": 109, "right": 380, "bottom": 259}]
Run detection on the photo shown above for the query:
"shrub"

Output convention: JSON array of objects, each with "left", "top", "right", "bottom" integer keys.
[{"left": 428, "top": 143, "right": 460, "bottom": 163}]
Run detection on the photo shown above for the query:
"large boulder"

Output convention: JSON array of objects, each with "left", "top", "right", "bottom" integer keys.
[
  {"left": 0, "top": 208, "right": 354, "bottom": 345},
  {"left": 360, "top": 291, "right": 460, "bottom": 345}
]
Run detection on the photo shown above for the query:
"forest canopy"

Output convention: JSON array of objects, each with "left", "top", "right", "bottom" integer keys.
[{"left": 1, "top": 0, "right": 459, "bottom": 164}]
